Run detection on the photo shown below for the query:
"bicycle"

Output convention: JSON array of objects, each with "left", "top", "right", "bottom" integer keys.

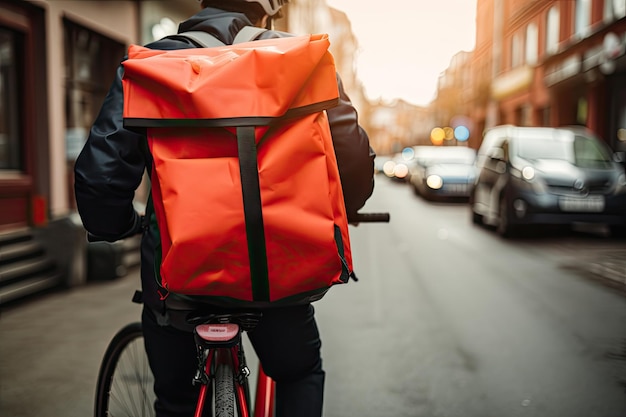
[{"left": 93, "top": 212, "right": 390, "bottom": 417}]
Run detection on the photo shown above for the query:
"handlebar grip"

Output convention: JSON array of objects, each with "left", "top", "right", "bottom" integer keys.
[{"left": 348, "top": 212, "right": 390, "bottom": 223}]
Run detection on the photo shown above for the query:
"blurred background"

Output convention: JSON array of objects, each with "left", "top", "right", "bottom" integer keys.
[
  {"left": 1, "top": 0, "right": 626, "bottom": 302},
  {"left": 1, "top": 1, "right": 626, "bottom": 416}
]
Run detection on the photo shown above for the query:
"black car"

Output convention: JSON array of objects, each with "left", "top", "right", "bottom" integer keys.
[{"left": 471, "top": 125, "right": 626, "bottom": 237}]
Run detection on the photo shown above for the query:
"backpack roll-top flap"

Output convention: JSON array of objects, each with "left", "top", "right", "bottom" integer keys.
[{"left": 122, "top": 34, "right": 339, "bottom": 124}]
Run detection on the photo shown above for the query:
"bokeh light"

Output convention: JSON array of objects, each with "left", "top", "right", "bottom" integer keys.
[
  {"left": 394, "top": 163, "right": 409, "bottom": 179},
  {"left": 401, "top": 147, "right": 415, "bottom": 161},
  {"left": 454, "top": 125, "right": 470, "bottom": 141},
  {"left": 431, "top": 127, "right": 445, "bottom": 145},
  {"left": 383, "top": 160, "right": 396, "bottom": 177},
  {"left": 443, "top": 127, "right": 455, "bottom": 141},
  {"left": 426, "top": 174, "right": 443, "bottom": 189},
  {"left": 618, "top": 128, "right": 626, "bottom": 142}
]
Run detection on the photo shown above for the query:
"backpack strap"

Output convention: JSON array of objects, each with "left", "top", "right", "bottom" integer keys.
[
  {"left": 233, "top": 26, "right": 268, "bottom": 44},
  {"left": 175, "top": 26, "right": 268, "bottom": 48},
  {"left": 175, "top": 31, "right": 225, "bottom": 48}
]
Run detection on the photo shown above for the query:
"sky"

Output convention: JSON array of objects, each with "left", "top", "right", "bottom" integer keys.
[{"left": 325, "top": 0, "right": 477, "bottom": 106}]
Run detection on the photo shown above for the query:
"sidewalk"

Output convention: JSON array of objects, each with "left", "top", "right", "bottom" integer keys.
[{"left": 572, "top": 248, "right": 626, "bottom": 294}]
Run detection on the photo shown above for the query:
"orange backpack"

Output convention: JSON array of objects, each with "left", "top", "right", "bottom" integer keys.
[{"left": 121, "top": 29, "right": 354, "bottom": 307}]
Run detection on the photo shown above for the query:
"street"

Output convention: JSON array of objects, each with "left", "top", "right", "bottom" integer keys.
[{"left": 1, "top": 177, "right": 626, "bottom": 417}]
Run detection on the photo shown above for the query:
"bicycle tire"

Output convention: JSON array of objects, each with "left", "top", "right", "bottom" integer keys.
[
  {"left": 94, "top": 322, "right": 155, "bottom": 417},
  {"left": 214, "top": 354, "right": 236, "bottom": 417}
]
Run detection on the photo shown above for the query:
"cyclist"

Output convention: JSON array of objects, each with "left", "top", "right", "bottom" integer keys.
[{"left": 74, "top": 1, "right": 375, "bottom": 416}]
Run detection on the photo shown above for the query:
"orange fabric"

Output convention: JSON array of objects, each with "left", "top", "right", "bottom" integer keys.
[
  {"left": 123, "top": 33, "right": 352, "bottom": 304},
  {"left": 123, "top": 34, "right": 338, "bottom": 120}
]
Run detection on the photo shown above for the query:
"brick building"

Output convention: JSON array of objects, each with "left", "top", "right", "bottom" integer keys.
[{"left": 470, "top": 0, "right": 626, "bottom": 154}]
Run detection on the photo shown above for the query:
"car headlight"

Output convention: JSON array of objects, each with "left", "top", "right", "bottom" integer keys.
[
  {"left": 394, "top": 163, "right": 409, "bottom": 179},
  {"left": 521, "top": 166, "right": 535, "bottom": 181},
  {"left": 426, "top": 175, "right": 443, "bottom": 189},
  {"left": 383, "top": 161, "right": 396, "bottom": 177},
  {"left": 517, "top": 165, "right": 547, "bottom": 193}
]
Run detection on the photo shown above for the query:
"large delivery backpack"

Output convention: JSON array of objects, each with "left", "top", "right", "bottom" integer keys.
[{"left": 121, "top": 28, "right": 355, "bottom": 308}]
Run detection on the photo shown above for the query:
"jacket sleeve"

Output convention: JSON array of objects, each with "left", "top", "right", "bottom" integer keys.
[
  {"left": 74, "top": 63, "right": 146, "bottom": 241},
  {"left": 327, "top": 76, "right": 376, "bottom": 216}
]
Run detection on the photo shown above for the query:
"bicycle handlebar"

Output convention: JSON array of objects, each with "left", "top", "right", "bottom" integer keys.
[
  {"left": 347, "top": 212, "right": 390, "bottom": 223},
  {"left": 87, "top": 212, "right": 390, "bottom": 242}
]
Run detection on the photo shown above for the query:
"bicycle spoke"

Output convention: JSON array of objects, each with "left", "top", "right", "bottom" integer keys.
[{"left": 108, "top": 336, "right": 155, "bottom": 417}]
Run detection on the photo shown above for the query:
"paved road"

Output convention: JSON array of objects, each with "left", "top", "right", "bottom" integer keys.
[
  {"left": 317, "top": 179, "right": 626, "bottom": 417},
  {"left": 1, "top": 177, "right": 626, "bottom": 417}
]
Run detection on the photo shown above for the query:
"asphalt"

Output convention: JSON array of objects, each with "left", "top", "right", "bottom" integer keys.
[
  {"left": 579, "top": 249, "right": 626, "bottom": 293},
  {"left": 563, "top": 243, "right": 626, "bottom": 295}
]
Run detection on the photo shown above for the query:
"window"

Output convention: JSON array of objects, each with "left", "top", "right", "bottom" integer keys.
[
  {"left": 546, "top": 6, "right": 560, "bottom": 55},
  {"left": 525, "top": 23, "right": 538, "bottom": 65},
  {"left": 574, "top": 0, "right": 591, "bottom": 38},
  {"left": 541, "top": 106, "right": 551, "bottom": 126},
  {"left": 616, "top": 0, "right": 626, "bottom": 18},
  {"left": 0, "top": 27, "right": 23, "bottom": 171},
  {"left": 63, "top": 19, "right": 125, "bottom": 208},
  {"left": 516, "top": 105, "right": 532, "bottom": 127},
  {"left": 604, "top": 0, "right": 626, "bottom": 22},
  {"left": 63, "top": 19, "right": 125, "bottom": 161},
  {"left": 511, "top": 32, "right": 523, "bottom": 68},
  {"left": 577, "top": 97, "right": 588, "bottom": 125}
]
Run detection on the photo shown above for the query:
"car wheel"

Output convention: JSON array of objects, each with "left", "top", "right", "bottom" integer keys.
[
  {"left": 471, "top": 207, "right": 483, "bottom": 225},
  {"left": 469, "top": 190, "right": 482, "bottom": 225},
  {"left": 496, "top": 196, "right": 515, "bottom": 238}
]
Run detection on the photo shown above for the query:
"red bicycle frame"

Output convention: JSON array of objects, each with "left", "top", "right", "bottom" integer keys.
[
  {"left": 193, "top": 323, "right": 275, "bottom": 417},
  {"left": 254, "top": 366, "right": 275, "bottom": 417}
]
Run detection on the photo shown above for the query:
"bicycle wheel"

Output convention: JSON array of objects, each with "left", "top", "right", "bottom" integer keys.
[
  {"left": 94, "top": 322, "right": 156, "bottom": 417},
  {"left": 215, "top": 360, "right": 236, "bottom": 417}
]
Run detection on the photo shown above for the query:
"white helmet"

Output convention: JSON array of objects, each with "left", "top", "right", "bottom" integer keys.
[{"left": 199, "top": 0, "right": 289, "bottom": 16}]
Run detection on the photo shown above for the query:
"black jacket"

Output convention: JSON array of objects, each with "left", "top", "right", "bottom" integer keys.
[{"left": 74, "top": 8, "right": 375, "bottom": 312}]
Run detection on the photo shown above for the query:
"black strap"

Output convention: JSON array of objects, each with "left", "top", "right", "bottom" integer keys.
[
  {"left": 162, "top": 27, "right": 273, "bottom": 302},
  {"left": 172, "top": 31, "right": 226, "bottom": 48},
  {"left": 236, "top": 127, "right": 270, "bottom": 302}
]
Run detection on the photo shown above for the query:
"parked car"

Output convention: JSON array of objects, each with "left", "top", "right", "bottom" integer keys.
[
  {"left": 408, "top": 146, "right": 477, "bottom": 200},
  {"left": 470, "top": 125, "right": 626, "bottom": 237}
]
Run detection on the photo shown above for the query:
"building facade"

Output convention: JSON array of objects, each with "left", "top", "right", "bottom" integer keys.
[
  {"left": 431, "top": 50, "right": 475, "bottom": 147},
  {"left": 471, "top": 0, "right": 626, "bottom": 154},
  {"left": 1, "top": 0, "right": 147, "bottom": 302}
]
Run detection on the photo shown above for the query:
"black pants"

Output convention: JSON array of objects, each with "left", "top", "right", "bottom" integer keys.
[{"left": 142, "top": 304, "right": 325, "bottom": 417}]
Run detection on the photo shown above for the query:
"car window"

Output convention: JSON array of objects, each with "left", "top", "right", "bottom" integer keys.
[
  {"left": 573, "top": 135, "right": 613, "bottom": 168},
  {"left": 515, "top": 130, "right": 613, "bottom": 168},
  {"left": 517, "top": 137, "right": 573, "bottom": 161}
]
